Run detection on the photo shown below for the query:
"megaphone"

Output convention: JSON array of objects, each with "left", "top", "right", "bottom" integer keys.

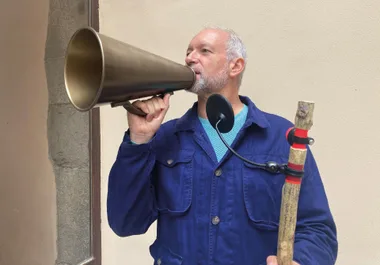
[{"left": 63, "top": 27, "right": 196, "bottom": 116}]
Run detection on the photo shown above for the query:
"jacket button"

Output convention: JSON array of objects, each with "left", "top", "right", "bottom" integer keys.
[
  {"left": 167, "top": 159, "right": 173, "bottom": 165},
  {"left": 212, "top": 216, "right": 220, "bottom": 225},
  {"left": 157, "top": 258, "right": 162, "bottom": 265},
  {"left": 215, "top": 169, "right": 222, "bottom": 176}
]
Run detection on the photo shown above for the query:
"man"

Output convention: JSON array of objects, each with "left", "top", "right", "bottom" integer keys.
[{"left": 107, "top": 27, "right": 338, "bottom": 265}]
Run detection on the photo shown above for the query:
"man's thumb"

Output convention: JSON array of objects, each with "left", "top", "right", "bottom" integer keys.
[
  {"left": 163, "top": 92, "right": 172, "bottom": 106},
  {"left": 266, "top": 255, "right": 278, "bottom": 265}
]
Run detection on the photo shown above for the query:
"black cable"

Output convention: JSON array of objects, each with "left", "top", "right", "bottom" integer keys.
[{"left": 215, "top": 119, "right": 275, "bottom": 171}]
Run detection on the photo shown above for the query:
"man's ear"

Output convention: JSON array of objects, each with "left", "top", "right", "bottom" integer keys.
[{"left": 229, "top": 58, "right": 245, "bottom": 78}]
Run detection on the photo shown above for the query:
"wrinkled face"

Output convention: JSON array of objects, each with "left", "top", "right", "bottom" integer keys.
[{"left": 185, "top": 29, "right": 230, "bottom": 95}]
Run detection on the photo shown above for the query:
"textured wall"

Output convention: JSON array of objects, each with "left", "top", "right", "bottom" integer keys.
[
  {"left": 45, "top": 0, "right": 93, "bottom": 264},
  {"left": 99, "top": 1, "right": 380, "bottom": 265}
]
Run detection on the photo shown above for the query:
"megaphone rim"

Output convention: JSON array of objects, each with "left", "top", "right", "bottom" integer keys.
[{"left": 63, "top": 26, "right": 106, "bottom": 112}]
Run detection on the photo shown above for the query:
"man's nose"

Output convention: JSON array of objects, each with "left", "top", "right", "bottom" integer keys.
[{"left": 185, "top": 51, "right": 198, "bottom": 66}]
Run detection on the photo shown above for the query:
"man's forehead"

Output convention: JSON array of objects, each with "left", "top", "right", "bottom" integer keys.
[{"left": 188, "top": 29, "right": 228, "bottom": 48}]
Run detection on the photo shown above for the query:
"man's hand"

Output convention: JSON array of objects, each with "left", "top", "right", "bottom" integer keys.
[
  {"left": 127, "top": 93, "right": 171, "bottom": 144},
  {"left": 267, "top": 255, "right": 300, "bottom": 265}
]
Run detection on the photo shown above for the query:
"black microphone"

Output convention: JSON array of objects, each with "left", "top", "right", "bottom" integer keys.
[{"left": 205, "top": 94, "right": 286, "bottom": 174}]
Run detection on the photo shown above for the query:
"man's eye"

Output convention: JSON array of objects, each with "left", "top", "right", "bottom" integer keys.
[{"left": 202, "top": 49, "right": 210, "bottom": 53}]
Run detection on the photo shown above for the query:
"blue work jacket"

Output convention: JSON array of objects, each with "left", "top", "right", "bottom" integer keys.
[{"left": 107, "top": 95, "right": 338, "bottom": 265}]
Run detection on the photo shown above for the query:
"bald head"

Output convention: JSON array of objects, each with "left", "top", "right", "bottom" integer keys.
[
  {"left": 195, "top": 27, "right": 247, "bottom": 64},
  {"left": 190, "top": 28, "right": 230, "bottom": 52}
]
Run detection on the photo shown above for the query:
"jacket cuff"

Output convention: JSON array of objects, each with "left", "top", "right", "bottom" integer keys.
[{"left": 118, "top": 130, "right": 155, "bottom": 157}]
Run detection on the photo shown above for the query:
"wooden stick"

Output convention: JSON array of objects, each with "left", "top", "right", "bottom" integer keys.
[{"left": 277, "top": 101, "right": 315, "bottom": 265}]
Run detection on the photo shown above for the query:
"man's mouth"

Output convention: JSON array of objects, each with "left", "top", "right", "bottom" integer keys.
[{"left": 193, "top": 70, "right": 201, "bottom": 76}]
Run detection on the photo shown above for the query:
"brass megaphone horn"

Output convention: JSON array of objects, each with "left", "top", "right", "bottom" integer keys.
[{"left": 64, "top": 27, "right": 196, "bottom": 116}]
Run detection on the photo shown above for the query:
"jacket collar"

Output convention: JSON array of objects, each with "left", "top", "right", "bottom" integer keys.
[{"left": 175, "top": 95, "right": 270, "bottom": 132}]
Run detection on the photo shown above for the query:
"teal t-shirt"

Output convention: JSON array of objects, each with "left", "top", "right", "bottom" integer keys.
[{"left": 199, "top": 104, "right": 248, "bottom": 162}]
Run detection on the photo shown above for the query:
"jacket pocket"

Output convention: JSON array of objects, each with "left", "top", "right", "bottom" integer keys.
[
  {"left": 150, "top": 240, "right": 183, "bottom": 265},
  {"left": 242, "top": 154, "right": 287, "bottom": 230},
  {"left": 153, "top": 149, "right": 194, "bottom": 214}
]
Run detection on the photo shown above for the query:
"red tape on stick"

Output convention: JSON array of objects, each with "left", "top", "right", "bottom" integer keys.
[
  {"left": 293, "top": 128, "right": 308, "bottom": 149},
  {"left": 285, "top": 162, "right": 304, "bottom": 184},
  {"left": 285, "top": 127, "right": 309, "bottom": 184}
]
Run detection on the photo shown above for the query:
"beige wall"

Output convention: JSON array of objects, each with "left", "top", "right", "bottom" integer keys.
[
  {"left": 0, "top": 0, "right": 57, "bottom": 264},
  {"left": 99, "top": 1, "right": 380, "bottom": 264}
]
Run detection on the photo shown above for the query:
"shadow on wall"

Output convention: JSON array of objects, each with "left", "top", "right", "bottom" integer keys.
[{"left": 0, "top": 0, "right": 56, "bottom": 264}]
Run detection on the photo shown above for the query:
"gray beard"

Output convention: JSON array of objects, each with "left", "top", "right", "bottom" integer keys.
[{"left": 187, "top": 68, "right": 229, "bottom": 95}]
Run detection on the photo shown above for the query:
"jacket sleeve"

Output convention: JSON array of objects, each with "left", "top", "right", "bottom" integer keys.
[
  {"left": 107, "top": 131, "right": 158, "bottom": 237},
  {"left": 292, "top": 149, "right": 338, "bottom": 265}
]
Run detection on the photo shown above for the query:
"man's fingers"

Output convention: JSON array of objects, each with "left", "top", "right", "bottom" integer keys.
[
  {"left": 145, "top": 100, "right": 156, "bottom": 121},
  {"left": 150, "top": 94, "right": 171, "bottom": 118},
  {"left": 150, "top": 97, "right": 162, "bottom": 118},
  {"left": 129, "top": 93, "right": 171, "bottom": 122},
  {"left": 266, "top": 255, "right": 278, "bottom": 265},
  {"left": 133, "top": 100, "right": 149, "bottom": 116},
  {"left": 132, "top": 100, "right": 153, "bottom": 121}
]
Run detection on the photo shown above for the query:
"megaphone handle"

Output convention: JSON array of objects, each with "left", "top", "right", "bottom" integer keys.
[
  {"left": 118, "top": 92, "right": 174, "bottom": 117},
  {"left": 122, "top": 101, "right": 148, "bottom": 117}
]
